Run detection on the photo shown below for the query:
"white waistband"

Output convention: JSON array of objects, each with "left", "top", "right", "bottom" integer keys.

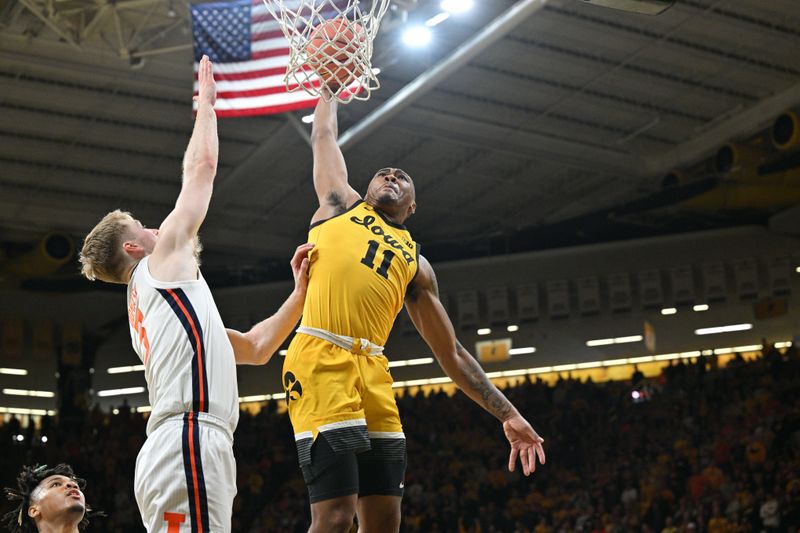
[
  {"left": 151, "top": 411, "right": 234, "bottom": 443},
  {"left": 296, "top": 326, "right": 384, "bottom": 356}
]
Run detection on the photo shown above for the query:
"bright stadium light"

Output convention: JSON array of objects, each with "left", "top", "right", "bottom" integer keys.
[
  {"left": 693, "top": 304, "right": 709, "bottom": 312},
  {"left": 3, "top": 389, "right": 55, "bottom": 398},
  {"left": 477, "top": 328, "right": 491, "bottom": 335},
  {"left": 0, "top": 368, "right": 27, "bottom": 376},
  {"left": 441, "top": 0, "right": 474, "bottom": 14},
  {"left": 507, "top": 325, "right": 519, "bottom": 332},
  {"left": 661, "top": 308, "right": 677, "bottom": 315},
  {"left": 614, "top": 335, "right": 643, "bottom": 344},
  {"left": 695, "top": 323, "right": 752, "bottom": 336},
  {"left": 301, "top": 114, "right": 314, "bottom": 124},
  {"left": 107, "top": 364, "right": 145, "bottom": 374},
  {"left": 402, "top": 26, "right": 432, "bottom": 47},
  {"left": 426, "top": 12, "right": 450, "bottom": 26},
  {"left": 97, "top": 386, "right": 146, "bottom": 397}
]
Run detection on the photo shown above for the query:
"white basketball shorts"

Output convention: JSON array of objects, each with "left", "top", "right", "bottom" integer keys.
[{"left": 134, "top": 412, "right": 237, "bottom": 532}]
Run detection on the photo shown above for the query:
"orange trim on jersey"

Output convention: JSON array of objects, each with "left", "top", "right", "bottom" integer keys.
[{"left": 165, "top": 289, "right": 206, "bottom": 412}]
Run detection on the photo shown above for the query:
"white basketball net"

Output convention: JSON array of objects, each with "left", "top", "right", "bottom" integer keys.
[{"left": 262, "top": 0, "right": 391, "bottom": 103}]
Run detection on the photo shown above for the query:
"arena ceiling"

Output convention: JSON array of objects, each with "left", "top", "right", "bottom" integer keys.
[{"left": 1, "top": 0, "right": 799, "bottom": 288}]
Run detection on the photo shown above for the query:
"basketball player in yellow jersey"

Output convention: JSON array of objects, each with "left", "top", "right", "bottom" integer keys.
[{"left": 282, "top": 90, "right": 546, "bottom": 533}]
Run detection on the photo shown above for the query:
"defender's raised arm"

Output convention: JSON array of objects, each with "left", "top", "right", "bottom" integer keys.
[
  {"left": 149, "top": 55, "right": 219, "bottom": 281},
  {"left": 310, "top": 91, "right": 359, "bottom": 224}
]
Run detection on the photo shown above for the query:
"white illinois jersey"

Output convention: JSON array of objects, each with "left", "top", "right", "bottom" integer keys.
[{"left": 127, "top": 256, "right": 239, "bottom": 436}]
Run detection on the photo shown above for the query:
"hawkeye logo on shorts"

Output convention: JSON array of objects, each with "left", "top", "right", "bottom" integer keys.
[{"left": 283, "top": 371, "right": 303, "bottom": 402}]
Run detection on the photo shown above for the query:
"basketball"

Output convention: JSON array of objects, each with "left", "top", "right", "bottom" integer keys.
[{"left": 305, "top": 18, "right": 365, "bottom": 89}]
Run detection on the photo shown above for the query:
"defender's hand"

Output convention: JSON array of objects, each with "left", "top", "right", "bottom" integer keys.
[
  {"left": 194, "top": 55, "right": 216, "bottom": 107},
  {"left": 290, "top": 243, "right": 314, "bottom": 297},
  {"left": 503, "top": 414, "right": 545, "bottom": 476}
]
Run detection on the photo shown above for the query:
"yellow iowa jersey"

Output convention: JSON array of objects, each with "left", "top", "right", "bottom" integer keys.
[{"left": 301, "top": 200, "right": 419, "bottom": 346}]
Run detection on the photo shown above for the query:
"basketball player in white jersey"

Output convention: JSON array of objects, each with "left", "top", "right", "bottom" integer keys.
[
  {"left": 3, "top": 463, "right": 101, "bottom": 533},
  {"left": 78, "top": 56, "right": 312, "bottom": 532}
]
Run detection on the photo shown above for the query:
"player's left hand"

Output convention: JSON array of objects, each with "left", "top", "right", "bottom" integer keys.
[
  {"left": 290, "top": 243, "right": 314, "bottom": 296},
  {"left": 503, "top": 414, "right": 545, "bottom": 476}
]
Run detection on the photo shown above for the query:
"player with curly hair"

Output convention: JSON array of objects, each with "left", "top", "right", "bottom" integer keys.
[{"left": 2, "top": 463, "right": 102, "bottom": 533}]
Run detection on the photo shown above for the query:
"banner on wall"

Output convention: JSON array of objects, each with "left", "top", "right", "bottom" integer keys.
[
  {"left": 644, "top": 320, "right": 657, "bottom": 353},
  {"left": 32, "top": 319, "right": 54, "bottom": 360},
  {"left": 476, "top": 339, "right": 511, "bottom": 364},
  {"left": 2, "top": 318, "right": 25, "bottom": 359},
  {"left": 61, "top": 323, "right": 82, "bottom": 367}
]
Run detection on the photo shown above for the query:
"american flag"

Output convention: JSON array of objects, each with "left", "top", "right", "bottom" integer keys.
[{"left": 191, "top": 0, "right": 319, "bottom": 117}]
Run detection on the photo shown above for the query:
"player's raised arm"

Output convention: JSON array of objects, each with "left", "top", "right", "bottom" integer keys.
[
  {"left": 149, "top": 55, "right": 219, "bottom": 281},
  {"left": 226, "top": 243, "right": 313, "bottom": 365},
  {"left": 405, "top": 255, "right": 546, "bottom": 476},
  {"left": 310, "top": 90, "right": 360, "bottom": 224}
]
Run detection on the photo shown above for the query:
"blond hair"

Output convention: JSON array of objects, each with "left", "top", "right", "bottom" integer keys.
[{"left": 79, "top": 210, "right": 135, "bottom": 284}]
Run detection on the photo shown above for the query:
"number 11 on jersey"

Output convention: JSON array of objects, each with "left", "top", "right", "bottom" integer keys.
[{"left": 361, "top": 240, "right": 395, "bottom": 279}]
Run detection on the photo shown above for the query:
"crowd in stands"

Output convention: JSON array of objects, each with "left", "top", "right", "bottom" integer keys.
[{"left": 1, "top": 343, "right": 799, "bottom": 532}]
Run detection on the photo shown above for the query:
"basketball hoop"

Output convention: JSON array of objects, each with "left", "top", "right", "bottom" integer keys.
[{"left": 263, "top": 0, "right": 391, "bottom": 103}]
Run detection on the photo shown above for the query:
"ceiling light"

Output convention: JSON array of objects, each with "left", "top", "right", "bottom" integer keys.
[
  {"left": 301, "top": 114, "right": 314, "bottom": 124},
  {"left": 587, "top": 335, "right": 642, "bottom": 346},
  {"left": 41, "top": 436, "right": 48, "bottom": 443},
  {"left": 2, "top": 388, "right": 55, "bottom": 398},
  {"left": 107, "top": 365, "right": 145, "bottom": 374},
  {"left": 441, "top": 0, "right": 474, "bottom": 14},
  {"left": 279, "top": 349, "right": 288, "bottom": 356},
  {"left": 388, "top": 357, "right": 434, "bottom": 368},
  {"left": 614, "top": 335, "right": 643, "bottom": 343},
  {"left": 0, "top": 368, "right": 27, "bottom": 376},
  {"left": 239, "top": 394, "right": 271, "bottom": 403},
  {"left": 507, "top": 325, "right": 519, "bottom": 332},
  {"left": 661, "top": 308, "right": 677, "bottom": 315},
  {"left": 372, "top": 67, "right": 381, "bottom": 75},
  {"left": 0, "top": 407, "right": 49, "bottom": 416},
  {"left": 694, "top": 323, "right": 752, "bottom": 336},
  {"left": 406, "top": 357, "right": 434, "bottom": 366},
  {"left": 97, "top": 386, "right": 146, "bottom": 397},
  {"left": 402, "top": 26, "right": 432, "bottom": 47},
  {"left": 586, "top": 338, "right": 615, "bottom": 347},
  {"left": 426, "top": 12, "right": 450, "bottom": 26},
  {"left": 477, "top": 328, "right": 491, "bottom": 335},
  {"left": 509, "top": 347, "right": 535, "bottom": 355},
  {"left": 693, "top": 304, "right": 709, "bottom": 312}
]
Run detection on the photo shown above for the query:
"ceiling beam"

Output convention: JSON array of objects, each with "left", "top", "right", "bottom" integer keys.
[
  {"left": 338, "top": 0, "right": 551, "bottom": 151},
  {"left": 80, "top": 4, "right": 111, "bottom": 40},
  {"left": 17, "top": 0, "right": 81, "bottom": 50},
  {"left": 212, "top": 122, "right": 300, "bottom": 209},
  {"left": 645, "top": 80, "right": 800, "bottom": 177},
  {"left": 395, "top": 107, "right": 644, "bottom": 176}
]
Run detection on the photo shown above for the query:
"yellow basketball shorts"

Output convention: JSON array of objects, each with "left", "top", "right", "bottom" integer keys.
[{"left": 282, "top": 333, "right": 405, "bottom": 467}]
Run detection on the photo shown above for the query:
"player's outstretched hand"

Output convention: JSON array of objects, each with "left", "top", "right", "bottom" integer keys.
[
  {"left": 503, "top": 414, "right": 545, "bottom": 476},
  {"left": 290, "top": 243, "right": 314, "bottom": 297},
  {"left": 194, "top": 55, "right": 216, "bottom": 107}
]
